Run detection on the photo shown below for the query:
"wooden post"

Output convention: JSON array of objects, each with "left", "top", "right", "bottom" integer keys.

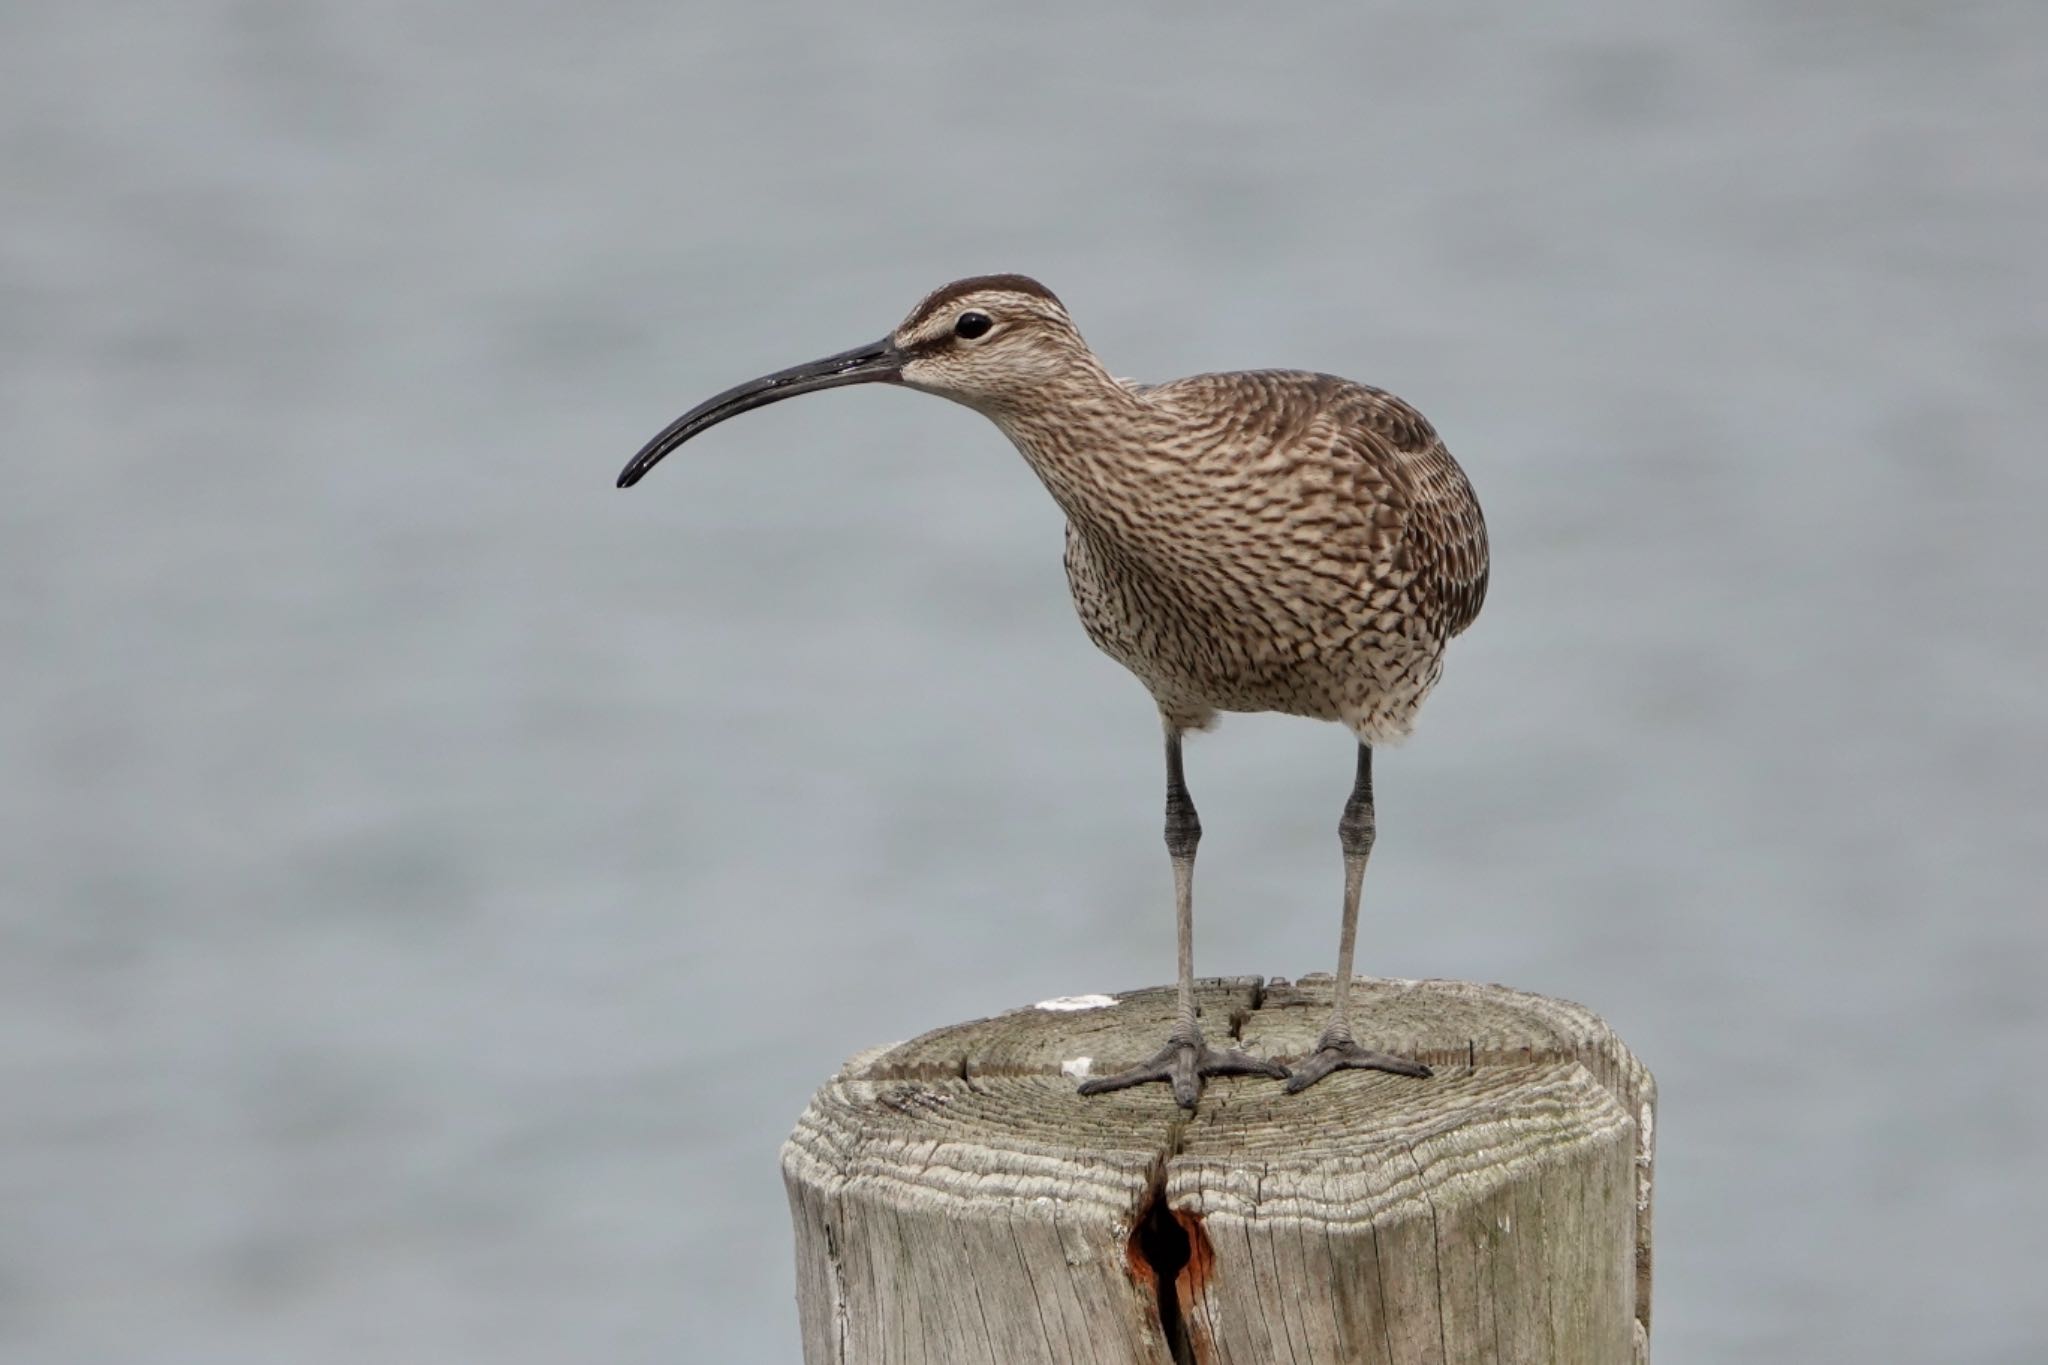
[{"left": 784, "top": 975, "right": 1655, "bottom": 1365}]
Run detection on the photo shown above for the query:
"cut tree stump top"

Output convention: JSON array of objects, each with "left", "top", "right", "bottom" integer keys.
[{"left": 784, "top": 976, "right": 1655, "bottom": 1364}]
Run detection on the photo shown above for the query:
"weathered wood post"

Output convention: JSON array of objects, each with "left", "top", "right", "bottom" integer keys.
[{"left": 784, "top": 975, "right": 1655, "bottom": 1364}]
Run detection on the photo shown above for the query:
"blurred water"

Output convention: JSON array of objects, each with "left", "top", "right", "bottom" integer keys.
[{"left": 4, "top": 3, "right": 2044, "bottom": 1361}]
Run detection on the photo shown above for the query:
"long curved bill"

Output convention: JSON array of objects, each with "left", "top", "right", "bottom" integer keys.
[{"left": 616, "top": 338, "right": 903, "bottom": 488}]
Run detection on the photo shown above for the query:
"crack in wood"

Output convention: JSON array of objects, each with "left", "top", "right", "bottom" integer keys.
[{"left": 1132, "top": 1184, "right": 1197, "bottom": 1364}]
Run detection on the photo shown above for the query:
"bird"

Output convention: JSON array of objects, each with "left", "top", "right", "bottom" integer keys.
[{"left": 618, "top": 274, "right": 1488, "bottom": 1109}]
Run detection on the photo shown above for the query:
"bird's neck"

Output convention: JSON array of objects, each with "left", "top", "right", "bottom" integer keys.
[{"left": 978, "top": 365, "right": 1168, "bottom": 538}]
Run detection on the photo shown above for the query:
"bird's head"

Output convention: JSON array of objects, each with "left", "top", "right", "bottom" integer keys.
[
  {"left": 888, "top": 274, "right": 1087, "bottom": 404},
  {"left": 618, "top": 274, "right": 1090, "bottom": 488}
]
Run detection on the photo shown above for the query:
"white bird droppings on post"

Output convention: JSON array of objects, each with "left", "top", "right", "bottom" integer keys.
[
  {"left": 1035, "top": 994, "right": 1116, "bottom": 1012},
  {"left": 1060, "top": 1057, "right": 1093, "bottom": 1079}
]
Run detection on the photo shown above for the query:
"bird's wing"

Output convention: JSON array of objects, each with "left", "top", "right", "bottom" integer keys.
[
  {"left": 1142, "top": 370, "right": 1489, "bottom": 637},
  {"left": 1329, "top": 381, "right": 1491, "bottom": 639}
]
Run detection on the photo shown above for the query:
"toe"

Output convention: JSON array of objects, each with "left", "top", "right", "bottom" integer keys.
[
  {"left": 1282, "top": 1060, "right": 1328, "bottom": 1094},
  {"left": 1168, "top": 1047, "right": 1202, "bottom": 1109},
  {"left": 1282, "top": 1044, "right": 1432, "bottom": 1094}
]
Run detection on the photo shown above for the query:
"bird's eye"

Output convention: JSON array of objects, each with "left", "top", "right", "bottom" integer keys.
[{"left": 954, "top": 311, "right": 993, "bottom": 340}]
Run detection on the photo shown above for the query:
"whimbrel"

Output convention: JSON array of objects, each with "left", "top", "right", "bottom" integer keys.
[{"left": 619, "top": 275, "right": 1488, "bottom": 1108}]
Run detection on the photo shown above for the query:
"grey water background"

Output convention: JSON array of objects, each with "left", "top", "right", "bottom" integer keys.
[{"left": 5, "top": 3, "right": 2044, "bottom": 1361}]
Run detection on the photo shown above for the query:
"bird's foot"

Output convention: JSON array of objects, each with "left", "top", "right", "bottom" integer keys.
[
  {"left": 1283, "top": 1027, "right": 1432, "bottom": 1094},
  {"left": 1076, "top": 1029, "right": 1288, "bottom": 1110}
]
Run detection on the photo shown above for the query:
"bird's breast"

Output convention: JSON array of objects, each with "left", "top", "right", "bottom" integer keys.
[{"left": 1060, "top": 513, "right": 1407, "bottom": 724}]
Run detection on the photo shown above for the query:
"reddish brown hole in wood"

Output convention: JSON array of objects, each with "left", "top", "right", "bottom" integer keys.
[{"left": 1129, "top": 1191, "right": 1211, "bottom": 1364}]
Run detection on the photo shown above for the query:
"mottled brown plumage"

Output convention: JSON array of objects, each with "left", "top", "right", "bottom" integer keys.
[
  {"left": 1052, "top": 370, "right": 1487, "bottom": 740},
  {"left": 619, "top": 275, "right": 1488, "bottom": 1107}
]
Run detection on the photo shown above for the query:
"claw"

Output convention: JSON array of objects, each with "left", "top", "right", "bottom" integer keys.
[
  {"left": 1283, "top": 1037, "right": 1432, "bottom": 1094},
  {"left": 1077, "top": 1032, "right": 1289, "bottom": 1110}
]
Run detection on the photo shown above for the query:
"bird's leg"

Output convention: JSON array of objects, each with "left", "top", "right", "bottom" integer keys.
[
  {"left": 1078, "top": 728, "right": 1287, "bottom": 1109},
  {"left": 1286, "top": 744, "right": 1434, "bottom": 1093}
]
